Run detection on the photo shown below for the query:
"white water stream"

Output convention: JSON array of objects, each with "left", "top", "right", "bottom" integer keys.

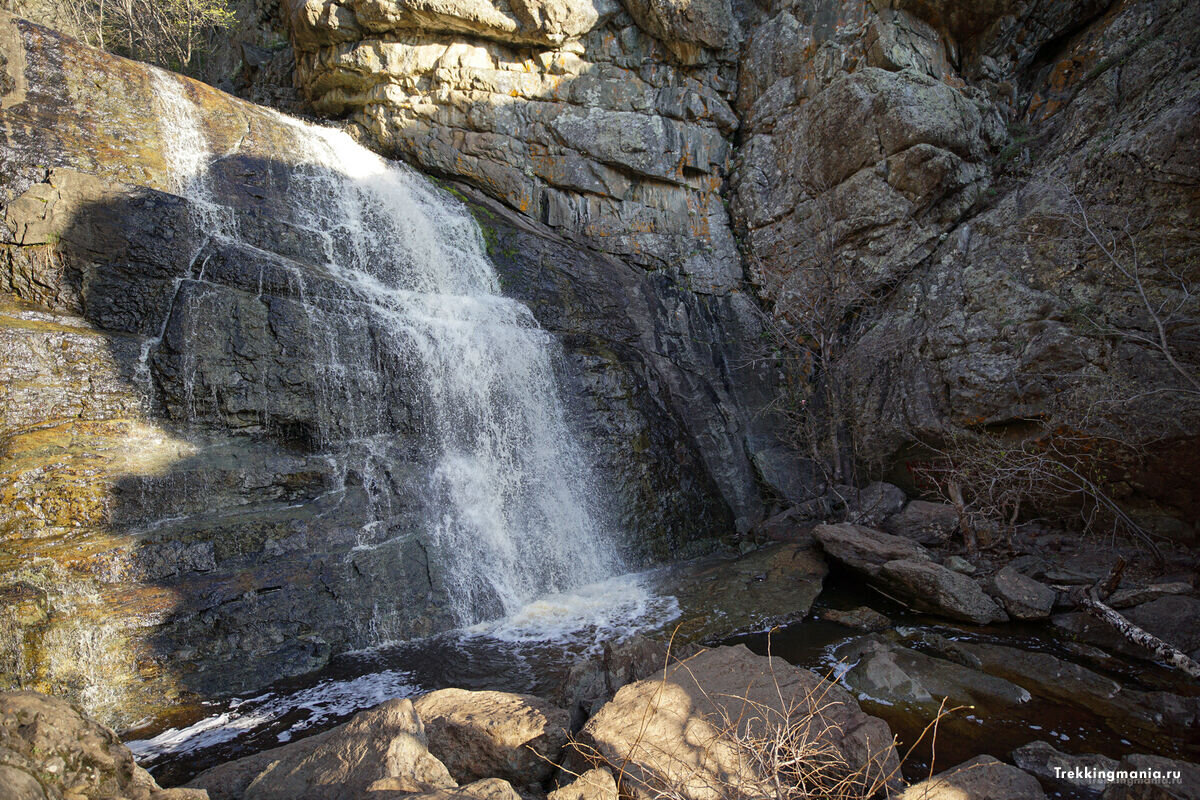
[{"left": 146, "top": 71, "right": 626, "bottom": 626}]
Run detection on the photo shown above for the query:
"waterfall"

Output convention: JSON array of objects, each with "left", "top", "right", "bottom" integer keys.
[{"left": 148, "top": 71, "right": 622, "bottom": 626}]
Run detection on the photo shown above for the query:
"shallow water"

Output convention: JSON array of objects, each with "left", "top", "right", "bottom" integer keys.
[{"left": 127, "top": 566, "right": 1197, "bottom": 793}]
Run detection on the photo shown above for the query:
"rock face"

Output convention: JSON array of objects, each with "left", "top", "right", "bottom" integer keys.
[
  {"left": 283, "top": 0, "right": 800, "bottom": 525},
  {"left": 731, "top": 0, "right": 1200, "bottom": 533},
  {"left": 0, "top": 690, "right": 206, "bottom": 800},
  {"left": 0, "top": 13, "right": 779, "bottom": 727}
]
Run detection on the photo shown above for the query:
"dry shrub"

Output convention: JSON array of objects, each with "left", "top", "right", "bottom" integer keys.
[{"left": 560, "top": 640, "right": 955, "bottom": 800}]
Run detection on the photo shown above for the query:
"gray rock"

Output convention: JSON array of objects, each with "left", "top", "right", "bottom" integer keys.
[
  {"left": 898, "top": 754, "right": 1045, "bottom": 800},
  {"left": 989, "top": 565, "right": 1056, "bottom": 620},
  {"left": 884, "top": 501, "right": 960, "bottom": 545},
  {"left": 848, "top": 481, "right": 907, "bottom": 526},
  {"left": 820, "top": 606, "right": 891, "bottom": 632},
  {"left": 944, "top": 555, "right": 977, "bottom": 574},
  {"left": 1011, "top": 740, "right": 1118, "bottom": 793},
  {"left": 1107, "top": 582, "right": 1194, "bottom": 609},
  {"left": 878, "top": 559, "right": 1008, "bottom": 625},
  {"left": 813, "top": 522, "right": 933, "bottom": 577},
  {"left": 838, "top": 636, "right": 1032, "bottom": 716},
  {"left": 1101, "top": 754, "right": 1200, "bottom": 800}
]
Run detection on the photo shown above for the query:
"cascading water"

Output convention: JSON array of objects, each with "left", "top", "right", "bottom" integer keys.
[{"left": 146, "top": 70, "right": 623, "bottom": 626}]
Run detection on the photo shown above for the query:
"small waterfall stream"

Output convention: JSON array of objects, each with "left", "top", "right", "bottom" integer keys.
[{"left": 147, "top": 70, "right": 622, "bottom": 626}]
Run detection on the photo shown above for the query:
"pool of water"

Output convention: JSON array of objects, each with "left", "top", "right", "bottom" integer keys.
[{"left": 125, "top": 561, "right": 1197, "bottom": 793}]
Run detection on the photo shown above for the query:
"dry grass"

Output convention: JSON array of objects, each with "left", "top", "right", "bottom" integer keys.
[{"left": 556, "top": 634, "right": 957, "bottom": 800}]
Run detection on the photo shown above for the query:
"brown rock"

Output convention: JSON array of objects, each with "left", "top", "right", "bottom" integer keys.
[
  {"left": 547, "top": 768, "right": 618, "bottom": 800},
  {"left": 413, "top": 689, "right": 569, "bottom": 785},
  {"left": 188, "top": 699, "right": 454, "bottom": 800},
  {"left": 884, "top": 501, "right": 960, "bottom": 546},
  {"left": 0, "top": 690, "right": 205, "bottom": 800},
  {"left": 576, "top": 645, "right": 899, "bottom": 799},
  {"left": 898, "top": 754, "right": 1045, "bottom": 799}
]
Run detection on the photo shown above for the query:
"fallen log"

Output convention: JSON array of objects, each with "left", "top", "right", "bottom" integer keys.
[{"left": 1073, "top": 558, "right": 1200, "bottom": 680}]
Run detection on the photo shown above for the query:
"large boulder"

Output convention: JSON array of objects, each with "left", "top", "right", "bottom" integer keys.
[
  {"left": 187, "top": 699, "right": 455, "bottom": 800},
  {"left": 878, "top": 559, "right": 1008, "bottom": 625},
  {"left": 988, "top": 565, "right": 1056, "bottom": 620},
  {"left": 576, "top": 645, "right": 899, "bottom": 799},
  {"left": 812, "top": 523, "right": 932, "bottom": 577},
  {"left": 0, "top": 690, "right": 206, "bottom": 800},
  {"left": 898, "top": 754, "right": 1045, "bottom": 800},
  {"left": 1101, "top": 754, "right": 1200, "bottom": 800},
  {"left": 1011, "top": 740, "right": 1118, "bottom": 794},
  {"left": 883, "top": 501, "right": 959, "bottom": 546},
  {"left": 412, "top": 689, "right": 569, "bottom": 786},
  {"left": 837, "top": 636, "right": 1031, "bottom": 717}
]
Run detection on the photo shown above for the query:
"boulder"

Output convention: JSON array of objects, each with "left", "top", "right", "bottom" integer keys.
[
  {"left": 378, "top": 778, "right": 524, "bottom": 800},
  {"left": 988, "top": 566, "right": 1056, "bottom": 620},
  {"left": 944, "top": 555, "right": 977, "bottom": 575},
  {"left": 951, "top": 641, "right": 1200, "bottom": 753},
  {"left": 188, "top": 699, "right": 455, "bottom": 800},
  {"left": 878, "top": 559, "right": 1008, "bottom": 625},
  {"left": 883, "top": 501, "right": 960, "bottom": 545},
  {"left": 0, "top": 690, "right": 206, "bottom": 800},
  {"left": 547, "top": 768, "right": 618, "bottom": 800},
  {"left": 837, "top": 636, "right": 1031, "bottom": 718},
  {"left": 1011, "top": 740, "right": 1117, "bottom": 793},
  {"left": 820, "top": 606, "right": 891, "bottom": 632},
  {"left": 1107, "top": 582, "right": 1194, "bottom": 609},
  {"left": 1053, "top": 594, "right": 1200, "bottom": 663},
  {"left": 898, "top": 754, "right": 1045, "bottom": 800},
  {"left": 1101, "top": 754, "right": 1200, "bottom": 800},
  {"left": 412, "top": 689, "right": 569, "bottom": 786},
  {"left": 848, "top": 481, "right": 908, "bottom": 526},
  {"left": 576, "top": 645, "right": 899, "bottom": 800},
  {"left": 813, "top": 523, "right": 932, "bottom": 577}
]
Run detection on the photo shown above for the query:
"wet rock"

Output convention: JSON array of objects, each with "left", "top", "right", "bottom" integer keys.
[
  {"left": 989, "top": 565, "right": 1056, "bottom": 620},
  {"left": 898, "top": 754, "right": 1045, "bottom": 800},
  {"left": 547, "top": 768, "right": 618, "bottom": 800},
  {"left": 878, "top": 559, "right": 1008, "bottom": 625},
  {"left": 812, "top": 523, "right": 932, "bottom": 577},
  {"left": 838, "top": 636, "right": 1031, "bottom": 717},
  {"left": 1107, "top": 583, "right": 1194, "bottom": 610},
  {"left": 188, "top": 699, "right": 455, "bottom": 800},
  {"left": 820, "top": 606, "right": 891, "bottom": 632},
  {"left": 1101, "top": 754, "right": 1200, "bottom": 800},
  {"left": 951, "top": 640, "right": 1200, "bottom": 754},
  {"left": 1011, "top": 740, "right": 1118, "bottom": 794},
  {"left": 412, "top": 689, "right": 569, "bottom": 786},
  {"left": 649, "top": 541, "right": 828, "bottom": 643},
  {"left": 1053, "top": 594, "right": 1200, "bottom": 663},
  {"left": 0, "top": 690, "right": 206, "bottom": 800},
  {"left": 577, "top": 645, "right": 899, "bottom": 798},
  {"left": 883, "top": 501, "right": 960, "bottom": 546}
]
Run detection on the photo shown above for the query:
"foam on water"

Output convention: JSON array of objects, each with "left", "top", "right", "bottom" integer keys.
[{"left": 126, "top": 669, "right": 421, "bottom": 766}]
